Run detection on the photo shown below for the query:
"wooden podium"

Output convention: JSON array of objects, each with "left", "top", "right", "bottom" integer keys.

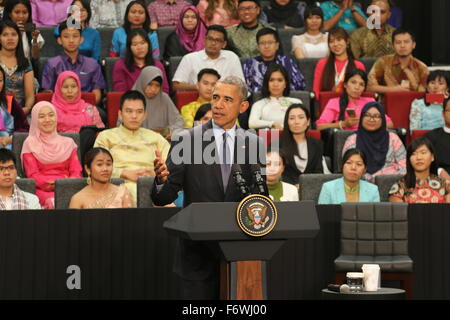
[{"left": 164, "top": 201, "right": 320, "bottom": 300}]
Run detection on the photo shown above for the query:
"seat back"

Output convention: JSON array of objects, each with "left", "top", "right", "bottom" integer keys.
[
  {"left": 375, "top": 174, "right": 405, "bottom": 202},
  {"left": 296, "top": 58, "right": 320, "bottom": 92},
  {"left": 54, "top": 177, "right": 124, "bottom": 209},
  {"left": 157, "top": 27, "right": 175, "bottom": 59},
  {"left": 278, "top": 28, "right": 305, "bottom": 55},
  {"left": 168, "top": 56, "right": 183, "bottom": 82},
  {"left": 16, "top": 178, "right": 36, "bottom": 195},
  {"left": 38, "top": 27, "right": 63, "bottom": 57},
  {"left": 335, "top": 202, "right": 411, "bottom": 272},
  {"left": 258, "top": 129, "right": 281, "bottom": 146},
  {"left": 360, "top": 57, "right": 377, "bottom": 73},
  {"left": 411, "top": 130, "right": 430, "bottom": 142},
  {"left": 383, "top": 91, "right": 425, "bottom": 129},
  {"left": 333, "top": 130, "right": 355, "bottom": 173},
  {"left": 99, "top": 28, "right": 116, "bottom": 58},
  {"left": 298, "top": 173, "right": 342, "bottom": 201},
  {"left": 176, "top": 91, "right": 199, "bottom": 111},
  {"left": 137, "top": 177, "right": 155, "bottom": 208},
  {"left": 106, "top": 92, "right": 124, "bottom": 128},
  {"left": 101, "top": 57, "right": 120, "bottom": 92},
  {"left": 12, "top": 132, "right": 81, "bottom": 178},
  {"left": 35, "top": 92, "right": 97, "bottom": 106}
]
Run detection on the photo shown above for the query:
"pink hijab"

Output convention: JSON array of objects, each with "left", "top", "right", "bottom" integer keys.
[
  {"left": 21, "top": 101, "right": 77, "bottom": 165},
  {"left": 51, "top": 71, "right": 93, "bottom": 132},
  {"left": 176, "top": 5, "right": 207, "bottom": 52}
]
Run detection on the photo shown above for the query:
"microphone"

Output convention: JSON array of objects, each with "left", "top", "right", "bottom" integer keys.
[
  {"left": 250, "top": 164, "right": 267, "bottom": 196},
  {"left": 327, "top": 284, "right": 351, "bottom": 293},
  {"left": 232, "top": 164, "right": 250, "bottom": 199}
]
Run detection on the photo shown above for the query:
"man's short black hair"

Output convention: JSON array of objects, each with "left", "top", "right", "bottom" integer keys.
[
  {"left": 0, "top": 148, "right": 16, "bottom": 167},
  {"left": 120, "top": 90, "right": 147, "bottom": 111},
  {"left": 197, "top": 68, "right": 221, "bottom": 82},
  {"left": 392, "top": 28, "right": 415, "bottom": 43},
  {"left": 256, "top": 28, "right": 280, "bottom": 43},
  {"left": 206, "top": 25, "right": 228, "bottom": 43},
  {"left": 58, "top": 20, "right": 82, "bottom": 36}
]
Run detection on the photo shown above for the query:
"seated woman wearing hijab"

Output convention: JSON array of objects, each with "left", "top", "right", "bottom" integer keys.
[
  {"left": 132, "top": 66, "right": 183, "bottom": 139},
  {"left": 52, "top": 71, "right": 105, "bottom": 132},
  {"left": 21, "top": 102, "right": 82, "bottom": 209},
  {"left": 342, "top": 101, "right": 406, "bottom": 183},
  {"left": 69, "top": 147, "right": 134, "bottom": 209},
  {"left": 163, "top": 5, "right": 207, "bottom": 61}
]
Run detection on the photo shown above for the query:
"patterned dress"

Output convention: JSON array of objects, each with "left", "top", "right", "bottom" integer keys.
[
  {"left": 243, "top": 55, "right": 306, "bottom": 93},
  {"left": 389, "top": 174, "right": 449, "bottom": 203},
  {"left": 1, "top": 63, "right": 33, "bottom": 108}
]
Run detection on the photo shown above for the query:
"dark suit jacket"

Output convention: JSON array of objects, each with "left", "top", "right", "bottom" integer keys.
[
  {"left": 280, "top": 137, "right": 324, "bottom": 185},
  {"left": 151, "top": 120, "right": 267, "bottom": 280}
]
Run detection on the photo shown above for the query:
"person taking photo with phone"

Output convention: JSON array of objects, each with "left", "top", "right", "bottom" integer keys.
[
  {"left": 409, "top": 70, "right": 448, "bottom": 132},
  {"left": 316, "top": 69, "right": 394, "bottom": 131}
]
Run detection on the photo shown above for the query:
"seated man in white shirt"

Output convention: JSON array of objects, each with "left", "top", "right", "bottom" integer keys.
[
  {"left": 172, "top": 24, "right": 245, "bottom": 91},
  {"left": 0, "top": 149, "right": 41, "bottom": 210}
]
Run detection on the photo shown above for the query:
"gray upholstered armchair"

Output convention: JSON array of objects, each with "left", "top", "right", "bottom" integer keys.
[{"left": 334, "top": 202, "right": 413, "bottom": 298}]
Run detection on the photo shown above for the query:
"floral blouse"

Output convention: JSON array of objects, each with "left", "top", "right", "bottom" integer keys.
[
  {"left": 1, "top": 63, "right": 33, "bottom": 108},
  {"left": 389, "top": 174, "right": 449, "bottom": 203},
  {"left": 409, "top": 98, "right": 445, "bottom": 131}
]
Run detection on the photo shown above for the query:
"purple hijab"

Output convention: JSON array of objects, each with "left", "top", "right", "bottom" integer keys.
[
  {"left": 356, "top": 102, "right": 390, "bottom": 175},
  {"left": 175, "top": 5, "right": 207, "bottom": 52}
]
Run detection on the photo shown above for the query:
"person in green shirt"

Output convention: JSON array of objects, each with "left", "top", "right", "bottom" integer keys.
[
  {"left": 266, "top": 149, "right": 299, "bottom": 201},
  {"left": 227, "top": 0, "right": 274, "bottom": 58}
]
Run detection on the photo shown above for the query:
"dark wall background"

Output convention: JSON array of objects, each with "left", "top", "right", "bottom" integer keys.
[{"left": 430, "top": 0, "right": 450, "bottom": 64}]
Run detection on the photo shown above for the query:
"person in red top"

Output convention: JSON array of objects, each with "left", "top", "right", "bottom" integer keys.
[
  {"left": 313, "top": 26, "right": 365, "bottom": 99},
  {"left": 21, "top": 101, "right": 82, "bottom": 209}
]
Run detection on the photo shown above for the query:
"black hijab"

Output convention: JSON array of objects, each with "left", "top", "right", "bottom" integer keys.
[
  {"left": 264, "top": 0, "right": 304, "bottom": 28},
  {"left": 355, "top": 102, "right": 390, "bottom": 174}
]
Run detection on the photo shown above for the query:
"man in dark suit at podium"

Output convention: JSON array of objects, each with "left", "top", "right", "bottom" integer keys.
[{"left": 152, "top": 76, "right": 267, "bottom": 299}]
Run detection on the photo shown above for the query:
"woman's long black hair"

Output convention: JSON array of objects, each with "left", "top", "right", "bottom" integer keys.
[
  {"left": 261, "top": 63, "right": 290, "bottom": 99},
  {"left": 280, "top": 103, "right": 310, "bottom": 163},
  {"left": 125, "top": 28, "right": 154, "bottom": 72},
  {"left": 338, "top": 69, "right": 368, "bottom": 120},
  {"left": 3, "top": 0, "right": 33, "bottom": 47},
  {"left": 123, "top": 0, "right": 151, "bottom": 34},
  {"left": 321, "top": 27, "right": 357, "bottom": 92},
  {"left": 404, "top": 137, "right": 438, "bottom": 189},
  {"left": 0, "top": 20, "right": 29, "bottom": 72}
]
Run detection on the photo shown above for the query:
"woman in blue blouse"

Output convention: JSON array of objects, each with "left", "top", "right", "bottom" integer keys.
[
  {"left": 318, "top": 148, "right": 380, "bottom": 204},
  {"left": 53, "top": 0, "right": 101, "bottom": 62},
  {"left": 409, "top": 70, "right": 448, "bottom": 132},
  {"left": 109, "top": 0, "right": 159, "bottom": 59}
]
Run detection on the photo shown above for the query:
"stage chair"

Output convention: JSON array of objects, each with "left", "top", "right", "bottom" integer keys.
[
  {"left": 375, "top": 174, "right": 405, "bottom": 202},
  {"left": 137, "top": 177, "right": 155, "bottom": 208},
  {"left": 298, "top": 173, "right": 342, "bottom": 201},
  {"left": 15, "top": 178, "right": 36, "bottom": 195},
  {"left": 334, "top": 203, "right": 413, "bottom": 299}
]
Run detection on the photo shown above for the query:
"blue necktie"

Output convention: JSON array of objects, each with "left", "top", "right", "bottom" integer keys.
[{"left": 221, "top": 132, "right": 231, "bottom": 190}]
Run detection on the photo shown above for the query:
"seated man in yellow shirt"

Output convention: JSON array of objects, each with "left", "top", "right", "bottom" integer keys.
[
  {"left": 94, "top": 90, "right": 170, "bottom": 202},
  {"left": 181, "top": 68, "right": 220, "bottom": 128}
]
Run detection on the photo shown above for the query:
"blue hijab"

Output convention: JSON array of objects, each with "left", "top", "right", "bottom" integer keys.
[{"left": 356, "top": 102, "right": 390, "bottom": 174}]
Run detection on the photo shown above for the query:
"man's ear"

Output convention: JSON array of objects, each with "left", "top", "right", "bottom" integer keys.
[
  {"left": 79, "top": 36, "right": 84, "bottom": 44},
  {"left": 239, "top": 100, "right": 250, "bottom": 114},
  {"left": 57, "top": 37, "right": 62, "bottom": 46}
]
